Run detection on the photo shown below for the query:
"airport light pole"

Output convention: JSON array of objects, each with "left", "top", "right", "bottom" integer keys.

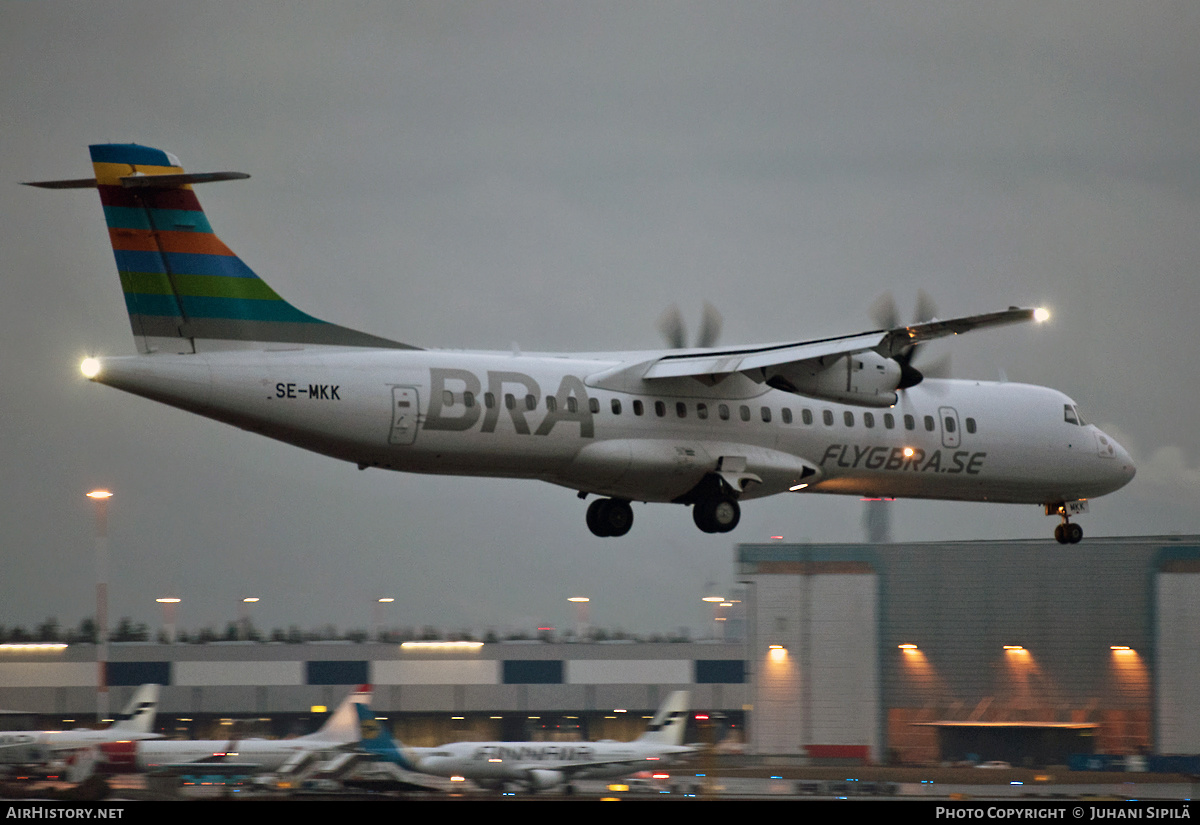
[
  {"left": 86, "top": 489, "right": 113, "bottom": 722},
  {"left": 568, "top": 597, "right": 590, "bottom": 640},
  {"left": 373, "top": 597, "right": 394, "bottom": 641},
  {"left": 239, "top": 597, "right": 259, "bottom": 640},
  {"left": 157, "top": 598, "right": 181, "bottom": 643}
]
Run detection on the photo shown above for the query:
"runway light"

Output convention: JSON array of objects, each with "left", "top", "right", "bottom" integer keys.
[
  {"left": 80, "top": 357, "right": 102, "bottom": 378},
  {"left": 86, "top": 490, "right": 113, "bottom": 500}
]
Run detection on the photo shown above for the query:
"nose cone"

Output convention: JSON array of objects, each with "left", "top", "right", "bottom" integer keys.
[{"left": 1098, "top": 430, "right": 1137, "bottom": 491}]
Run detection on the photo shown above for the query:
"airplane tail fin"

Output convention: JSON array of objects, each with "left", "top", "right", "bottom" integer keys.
[
  {"left": 26, "top": 144, "right": 414, "bottom": 354},
  {"left": 309, "top": 684, "right": 373, "bottom": 744},
  {"left": 107, "top": 683, "right": 159, "bottom": 735},
  {"left": 636, "top": 690, "right": 690, "bottom": 747},
  {"left": 354, "top": 702, "right": 417, "bottom": 770}
]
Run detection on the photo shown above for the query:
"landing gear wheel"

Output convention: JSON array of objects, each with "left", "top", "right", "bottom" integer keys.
[
  {"left": 586, "top": 498, "right": 633, "bottom": 537},
  {"left": 1054, "top": 520, "right": 1083, "bottom": 544},
  {"left": 693, "top": 495, "right": 741, "bottom": 534}
]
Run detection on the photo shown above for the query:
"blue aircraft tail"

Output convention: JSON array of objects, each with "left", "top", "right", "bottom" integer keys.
[{"left": 355, "top": 702, "right": 416, "bottom": 770}]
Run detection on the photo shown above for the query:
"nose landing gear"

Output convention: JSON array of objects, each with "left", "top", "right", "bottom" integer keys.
[
  {"left": 1047, "top": 501, "right": 1087, "bottom": 544},
  {"left": 1054, "top": 520, "right": 1083, "bottom": 544}
]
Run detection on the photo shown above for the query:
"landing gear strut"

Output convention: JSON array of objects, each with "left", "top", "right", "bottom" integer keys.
[{"left": 586, "top": 497, "right": 633, "bottom": 537}]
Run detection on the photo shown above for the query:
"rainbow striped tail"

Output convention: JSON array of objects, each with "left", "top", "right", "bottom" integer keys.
[{"left": 29, "top": 144, "right": 411, "bottom": 353}]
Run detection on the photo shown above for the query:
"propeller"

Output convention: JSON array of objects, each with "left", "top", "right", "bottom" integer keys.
[
  {"left": 869, "top": 290, "right": 951, "bottom": 389},
  {"left": 657, "top": 301, "right": 723, "bottom": 349}
]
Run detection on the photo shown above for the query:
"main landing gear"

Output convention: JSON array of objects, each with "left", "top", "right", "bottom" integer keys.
[
  {"left": 693, "top": 493, "right": 741, "bottom": 534},
  {"left": 586, "top": 497, "right": 634, "bottom": 537},
  {"left": 582, "top": 483, "right": 743, "bottom": 538}
]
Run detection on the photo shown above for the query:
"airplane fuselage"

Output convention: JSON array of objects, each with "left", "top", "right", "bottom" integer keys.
[
  {"left": 409, "top": 739, "right": 693, "bottom": 786},
  {"left": 96, "top": 736, "right": 344, "bottom": 775},
  {"left": 91, "top": 347, "right": 1135, "bottom": 512}
]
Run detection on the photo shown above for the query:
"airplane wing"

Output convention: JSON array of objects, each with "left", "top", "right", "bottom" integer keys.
[{"left": 641, "top": 306, "right": 1040, "bottom": 381}]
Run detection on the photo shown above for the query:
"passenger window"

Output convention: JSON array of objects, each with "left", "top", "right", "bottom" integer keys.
[
  {"left": 740, "top": 405, "right": 751, "bottom": 422},
  {"left": 802, "top": 409, "right": 813, "bottom": 426},
  {"left": 883, "top": 413, "right": 894, "bottom": 429},
  {"left": 611, "top": 399, "right": 622, "bottom": 415},
  {"left": 781, "top": 408, "right": 792, "bottom": 424},
  {"left": 505, "top": 393, "right": 516, "bottom": 410},
  {"left": 924, "top": 415, "right": 935, "bottom": 431},
  {"left": 567, "top": 397, "right": 578, "bottom": 413},
  {"left": 633, "top": 400, "right": 644, "bottom": 416},
  {"left": 965, "top": 417, "right": 976, "bottom": 434},
  {"left": 464, "top": 391, "right": 475, "bottom": 408},
  {"left": 864, "top": 412, "right": 874, "bottom": 428},
  {"left": 719, "top": 404, "right": 730, "bottom": 421},
  {"left": 589, "top": 398, "right": 599, "bottom": 414},
  {"left": 676, "top": 402, "right": 687, "bottom": 418},
  {"left": 944, "top": 417, "right": 956, "bottom": 433},
  {"left": 546, "top": 396, "right": 557, "bottom": 412},
  {"left": 655, "top": 401, "right": 666, "bottom": 417},
  {"left": 761, "top": 407, "right": 771, "bottom": 423},
  {"left": 442, "top": 389, "right": 454, "bottom": 406},
  {"left": 525, "top": 394, "right": 537, "bottom": 411},
  {"left": 823, "top": 410, "right": 834, "bottom": 426},
  {"left": 844, "top": 411, "right": 855, "bottom": 427},
  {"left": 485, "top": 392, "right": 496, "bottom": 409},
  {"left": 697, "top": 403, "right": 708, "bottom": 420},
  {"left": 904, "top": 414, "right": 915, "bottom": 430}
]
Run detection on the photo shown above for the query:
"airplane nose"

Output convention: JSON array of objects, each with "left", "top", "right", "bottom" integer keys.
[{"left": 1102, "top": 431, "right": 1136, "bottom": 488}]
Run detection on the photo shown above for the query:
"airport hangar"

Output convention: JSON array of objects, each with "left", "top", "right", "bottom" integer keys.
[{"left": 1, "top": 534, "right": 1197, "bottom": 766}]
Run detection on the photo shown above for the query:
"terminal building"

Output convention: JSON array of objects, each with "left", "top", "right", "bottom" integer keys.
[{"left": 1, "top": 534, "right": 1197, "bottom": 767}]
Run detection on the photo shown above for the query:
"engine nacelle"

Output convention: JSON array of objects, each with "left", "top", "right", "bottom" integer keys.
[
  {"left": 761, "top": 350, "right": 901, "bottom": 407},
  {"left": 527, "top": 769, "right": 565, "bottom": 790}
]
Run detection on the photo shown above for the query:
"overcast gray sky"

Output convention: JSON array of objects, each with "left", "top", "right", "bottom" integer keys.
[{"left": 2, "top": 2, "right": 1198, "bottom": 638}]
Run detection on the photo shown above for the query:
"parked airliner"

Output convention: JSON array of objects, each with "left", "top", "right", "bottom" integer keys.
[
  {"left": 355, "top": 691, "right": 694, "bottom": 792},
  {"left": 0, "top": 683, "right": 160, "bottom": 770},
  {"left": 84, "top": 684, "right": 370, "bottom": 779},
  {"left": 28, "top": 144, "right": 1135, "bottom": 543}
]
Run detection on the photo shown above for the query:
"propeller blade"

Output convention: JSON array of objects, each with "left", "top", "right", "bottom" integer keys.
[
  {"left": 696, "top": 301, "right": 723, "bottom": 349},
  {"left": 917, "top": 353, "right": 952, "bottom": 380},
  {"left": 869, "top": 292, "right": 900, "bottom": 330},
  {"left": 914, "top": 289, "right": 939, "bottom": 324},
  {"left": 657, "top": 304, "right": 686, "bottom": 349}
]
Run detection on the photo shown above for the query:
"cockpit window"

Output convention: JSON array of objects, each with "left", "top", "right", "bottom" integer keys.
[{"left": 1063, "top": 404, "right": 1079, "bottom": 425}]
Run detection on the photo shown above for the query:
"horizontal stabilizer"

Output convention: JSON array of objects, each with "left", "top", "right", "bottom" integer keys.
[{"left": 24, "top": 171, "right": 249, "bottom": 190}]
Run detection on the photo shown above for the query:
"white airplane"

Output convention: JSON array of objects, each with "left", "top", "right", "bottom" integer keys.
[
  {"left": 28, "top": 144, "right": 1135, "bottom": 544},
  {"left": 0, "top": 683, "right": 160, "bottom": 770},
  {"left": 355, "top": 691, "right": 695, "bottom": 792},
  {"left": 84, "top": 684, "right": 370, "bottom": 779}
]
